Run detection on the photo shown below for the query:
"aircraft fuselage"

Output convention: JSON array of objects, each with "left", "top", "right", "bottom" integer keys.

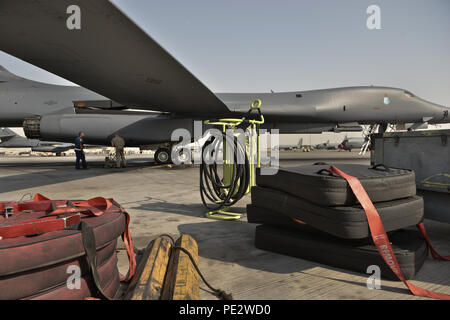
[
  {"left": 1, "top": 66, "right": 449, "bottom": 147},
  {"left": 217, "top": 87, "right": 449, "bottom": 125},
  {"left": 1, "top": 74, "right": 448, "bottom": 128},
  {"left": 0, "top": 68, "right": 105, "bottom": 127}
]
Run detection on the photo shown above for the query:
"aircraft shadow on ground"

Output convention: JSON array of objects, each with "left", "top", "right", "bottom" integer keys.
[
  {"left": 176, "top": 220, "right": 450, "bottom": 289},
  {"left": 0, "top": 159, "right": 154, "bottom": 193},
  {"left": 176, "top": 221, "right": 413, "bottom": 296},
  {"left": 177, "top": 220, "right": 323, "bottom": 275},
  {"left": 294, "top": 271, "right": 412, "bottom": 297},
  {"left": 278, "top": 156, "right": 369, "bottom": 163},
  {"left": 126, "top": 196, "right": 206, "bottom": 219}
]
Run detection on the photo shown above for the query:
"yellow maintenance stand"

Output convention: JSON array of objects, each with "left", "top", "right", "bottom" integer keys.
[{"left": 199, "top": 100, "right": 264, "bottom": 220}]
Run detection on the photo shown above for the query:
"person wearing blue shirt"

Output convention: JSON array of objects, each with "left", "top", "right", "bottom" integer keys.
[{"left": 74, "top": 131, "right": 87, "bottom": 169}]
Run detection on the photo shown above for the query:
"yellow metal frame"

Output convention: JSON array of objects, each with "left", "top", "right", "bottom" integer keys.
[{"left": 203, "top": 100, "right": 264, "bottom": 220}]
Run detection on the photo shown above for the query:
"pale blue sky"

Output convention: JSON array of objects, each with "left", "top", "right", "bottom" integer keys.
[{"left": 1, "top": 0, "right": 449, "bottom": 106}]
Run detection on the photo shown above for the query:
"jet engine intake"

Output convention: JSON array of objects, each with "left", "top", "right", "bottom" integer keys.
[{"left": 23, "top": 117, "right": 41, "bottom": 139}]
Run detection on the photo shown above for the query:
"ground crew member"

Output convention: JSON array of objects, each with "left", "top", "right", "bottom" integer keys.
[
  {"left": 74, "top": 131, "right": 87, "bottom": 169},
  {"left": 111, "top": 132, "right": 126, "bottom": 168}
]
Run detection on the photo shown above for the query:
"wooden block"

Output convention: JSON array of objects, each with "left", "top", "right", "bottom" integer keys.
[
  {"left": 125, "top": 236, "right": 172, "bottom": 300},
  {"left": 161, "top": 234, "right": 199, "bottom": 300}
]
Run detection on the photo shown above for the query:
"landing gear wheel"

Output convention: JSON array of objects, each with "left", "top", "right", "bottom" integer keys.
[
  {"left": 176, "top": 149, "right": 191, "bottom": 164},
  {"left": 154, "top": 148, "right": 172, "bottom": 165}
]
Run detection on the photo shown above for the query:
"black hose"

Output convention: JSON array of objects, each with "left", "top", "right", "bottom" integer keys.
[
  {"left": 160, "top": 234, "right": 233, "bottom": 300},
  {"left": 199, "top": 131, "right": 250, "bottom": 212}
]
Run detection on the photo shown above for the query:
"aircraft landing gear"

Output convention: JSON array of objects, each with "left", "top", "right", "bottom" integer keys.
[
  {"left": 154, "top": 146, "right": 192, "bottom": 165},
  {"left": 154, "top": 148, "right": 171, "bottom": 165},
  {"left": 175, "top": 148, "right": 191, "bottom": 164},
  {"left": 360, "top": 124, "right": 378, "bottom": 155},
  {"left": 379, "top": 123, "right": 388, "bottom": 134}
]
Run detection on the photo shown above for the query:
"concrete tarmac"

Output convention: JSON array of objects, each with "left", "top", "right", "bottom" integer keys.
[{"left": 0, "top": 150, "right": 449, "bottom": 300}]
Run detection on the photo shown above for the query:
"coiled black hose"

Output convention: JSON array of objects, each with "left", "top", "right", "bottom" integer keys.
[{"left": 199, "top": 131, "right": 250, "bottom": 212}]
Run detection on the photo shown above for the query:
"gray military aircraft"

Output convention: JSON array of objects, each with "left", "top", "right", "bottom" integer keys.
[
  {"left": 0, "top": 1, "right": 448, "bottom": 164},
  {"left": 273, "top": 139, "right": 303, "bottom": 151},
  {"left": 338, "top": 137, "right": 366, "bottom": 152},
  {"left": 0, "top": 127, "right": 74, "bottom": 155},
  {"left": 315, "top": 141, "right": 340, "bottom": 151}
]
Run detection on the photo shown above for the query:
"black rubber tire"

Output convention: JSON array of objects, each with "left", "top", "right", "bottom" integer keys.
[
  {"left": 154, "top": 148, "right": 172, "bottom": 165},
  {"left": 251, "top": 186, "right": 424, "bottom": 239},
  {"left": 255, "top": 225, "right": 428, "bottom": 281},
  {"left": 256, "top": 164, "right": 417, "bottom": 206},
  {"left": 173, "top": 148, "right": 191, "bottom": 165}
]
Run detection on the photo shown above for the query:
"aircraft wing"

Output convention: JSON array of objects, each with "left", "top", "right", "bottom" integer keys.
[{"left": 0, "top": 0, "right": 229, "bottom": 115}]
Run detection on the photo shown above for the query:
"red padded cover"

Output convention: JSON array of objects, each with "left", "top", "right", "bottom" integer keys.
[{"left": 0, "top": 197, "right": 126, "bottom": 300}]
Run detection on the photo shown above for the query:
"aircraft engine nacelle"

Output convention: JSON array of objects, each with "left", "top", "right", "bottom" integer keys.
[{"left": 23, "top": 113, "right": 194, "bottom": 147}]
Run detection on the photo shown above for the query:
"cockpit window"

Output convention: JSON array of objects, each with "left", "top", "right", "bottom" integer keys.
[{"left": 404, "top": 91, "right": 414, "bottom": 98}]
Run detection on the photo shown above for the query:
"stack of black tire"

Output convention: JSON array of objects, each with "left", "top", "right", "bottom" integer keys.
[{"left": 248, "top": 164, "right": 428, "bottom": 280}]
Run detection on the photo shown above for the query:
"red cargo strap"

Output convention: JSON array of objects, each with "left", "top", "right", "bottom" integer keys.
[
  {"left": 0, "top": 213, "right": 81, "bottom": 239},
  {"left": 329, "top": 165, "right": 450, "bottom": 300},
  {"left": 33, "top": 193, "right": 50, "bottom": 201},
  {"left": 119, "top": 205, "right": 136, "bottom": 282},
  {"left": 49, "top": 197, "right": 113, "bottom": 216},
  {"left": 292, "top": 218, "right": 306, "bottom": 225},
  {"left": 0, "top": 198, "right": 113, "bottom": 239},
  {"left": 416, "top": 222, "right": 450, "bottom": 261}
]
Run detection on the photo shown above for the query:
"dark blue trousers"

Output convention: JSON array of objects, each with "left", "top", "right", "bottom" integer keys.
[{"left": 75, "top": 150, "right": 87, "bottom": 169}]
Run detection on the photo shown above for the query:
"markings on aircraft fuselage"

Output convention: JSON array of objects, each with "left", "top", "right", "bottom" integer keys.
[
  {"left": 145, "top": 77, "right": 162, "bottom": 85},
  {"left": 44, "top": 100, "right": 58, "bottom": 106}
]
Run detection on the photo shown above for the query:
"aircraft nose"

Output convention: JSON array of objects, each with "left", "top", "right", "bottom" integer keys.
[{"left": 426, "top": 102, "right": 450, "bottom": 123}]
